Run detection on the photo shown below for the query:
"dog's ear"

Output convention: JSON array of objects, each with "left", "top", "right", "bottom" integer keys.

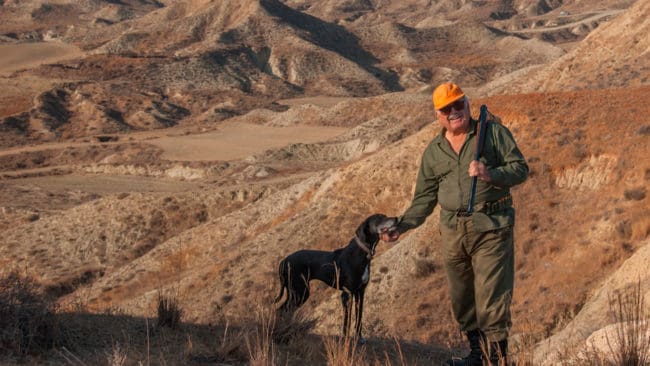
[
  {"left": 356, "top": 218, "right": 369, "bottom": 244},
  {"left": 356, "top": 214, "right": 384, "bottom": 243}
]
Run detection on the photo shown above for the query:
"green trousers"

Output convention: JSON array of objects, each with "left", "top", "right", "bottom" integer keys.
[{"left": 440, "top": 216, "right": 514, "bottom": 342}]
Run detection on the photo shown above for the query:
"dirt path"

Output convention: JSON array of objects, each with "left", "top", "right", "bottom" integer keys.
[
  {"left": 4, "top": 174, "right": 204, "bottom": 194},
  {"left": 0, "top": 41, "right": 85, "bottom": 75},
  {"left": 509, "top": 10, "right": 622, "bottom": 34},
  {"left": 277, "top": 96, "right": 354, "bottom": 107}
]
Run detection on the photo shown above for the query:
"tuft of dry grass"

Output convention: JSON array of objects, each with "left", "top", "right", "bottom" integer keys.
[
  {"left": 323, "top": 335, "right": 367, "bottom": 366},
  {"left": 606, "top": 281, "right": 650, "bottom": 365},
  {"left": 566, "top": 281, "right": 650, "bottom": 365},
  {"left": 106, "top": 342, "right": 128, "bottom": 366},
  {"left": 273, "top": 308, "right": 317, "bottom": 344},
  {"left": 157, "top": 292, "right": 182, "bottom": 329},
  {"left": 245, "top": 306, "right": 278, "bottom": 366},
  {"left": 413, "top": 258, "right": 437, "bottom": 278}
]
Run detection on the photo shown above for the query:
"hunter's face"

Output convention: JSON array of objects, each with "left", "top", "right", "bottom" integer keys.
[{"left": 436, "top": 97, "right": 470, "bottom": 134}]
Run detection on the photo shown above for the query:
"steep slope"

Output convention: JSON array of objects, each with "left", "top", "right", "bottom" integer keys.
[
  {"left": 1, "top": 0, "right": 407, "bottom": 146},
  {"left": 311, "top": 88, "right": 650, "bottom": 344},
  {"left": 532, "top": 0, "right": 649, "bottom": 91},
  {"left": 3, "top": 87, "right": 645, "bottom": 350},
  {"left": 480, "top": 0, "right": 649, "bottom": 95},
  {"left": 280, "top": 0, "right": 570, "bottom": 91},
  {"left": 534, "top": 238, "right": 650, "bottom": 364},
  {"left": 66, "top": 0, "right": 398, "bottom": 95}
]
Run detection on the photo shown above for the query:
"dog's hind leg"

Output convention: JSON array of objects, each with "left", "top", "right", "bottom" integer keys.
[
  {"left": 274, "top": 260, "right": 288, "bottom": 304},
  {"left": 280, "top": 271, "right": 310, "bottom": 313}
]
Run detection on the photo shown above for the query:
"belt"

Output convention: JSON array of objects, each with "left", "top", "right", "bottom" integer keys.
[
  {"left": 484, "top": 193, "right": 512, "bottom": 215},
  {"left": 454, "top": 193, "right": 513, "bottom": 217}
]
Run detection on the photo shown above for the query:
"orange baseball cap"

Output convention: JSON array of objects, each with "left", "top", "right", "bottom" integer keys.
[{"left": 432, "top": 82, "right": 465, "bottom": 110}]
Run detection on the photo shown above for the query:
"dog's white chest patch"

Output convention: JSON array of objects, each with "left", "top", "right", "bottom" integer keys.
[{"left": 362, "top": 264, "right": 370, "bottom": 284}]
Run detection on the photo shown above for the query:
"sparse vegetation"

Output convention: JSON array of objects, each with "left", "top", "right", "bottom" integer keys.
[
  {"left": 566, "top": 281, "right": 650, "bottom": 365},
  {"left": 413, "top": 258, "right": 438, "bottom": 278},
  {"left": 624, "top": 187, "right": 647, "bottom": 201},
  {"left": 272, "top": 308, "right": 317, "bottom": 344},
  {"left": 157, "top": 293, "right": 182, "bottom": 329},
  {"left": 0, "top": 272, "right": 61, "bottom": 355},
  {"left": 607, "top": 281, "right": 650, "bottom": 365},
  {"left": 245, "top": 307, "right": 277, "bottom": 366},
  {"left": 323, "top": 334, "right": 366, "bottom": 365}
]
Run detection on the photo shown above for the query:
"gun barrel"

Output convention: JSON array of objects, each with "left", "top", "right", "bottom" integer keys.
[{"left": 467, "top": 105, "right": 489, "bottom": 214}]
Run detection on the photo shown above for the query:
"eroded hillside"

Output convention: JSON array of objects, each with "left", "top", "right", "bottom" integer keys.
[{"left": 0, "top": 0, "right": 649, "bottom": 364}]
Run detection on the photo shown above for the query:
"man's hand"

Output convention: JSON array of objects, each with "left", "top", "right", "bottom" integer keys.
[
  {"left": 469, "top": 160, "right": 491, "bottom": 182},
  {"left": 380, "top": 229, "right": 400, "bottom": 242}
]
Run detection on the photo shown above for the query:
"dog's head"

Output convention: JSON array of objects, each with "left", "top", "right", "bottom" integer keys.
[{"left": 356, "top": 214, "right": 399, "bottom": 245}]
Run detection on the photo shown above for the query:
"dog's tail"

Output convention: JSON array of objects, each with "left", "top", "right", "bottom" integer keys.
[{"left": 274, "top": 259, "right": 287, "bottom": 304}]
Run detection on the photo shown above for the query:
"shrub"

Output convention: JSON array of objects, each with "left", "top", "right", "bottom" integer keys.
[
  {"left": 624, "top": 187, "right": 646, "bottom": 201},
  {"left": 272, "top": 308, "right": 317, "bottom": 344},
  {"left": 413, "top": 258, "right": 437, "bottom": 278},
  {"left": 157, "top": 293, "right": 182, "bottom": 329},
  {"left": 0, "top": 272, "right": 61, "bottom": 355}
]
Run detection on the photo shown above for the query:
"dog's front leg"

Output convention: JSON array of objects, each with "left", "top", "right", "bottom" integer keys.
[
  {"left": 354, "top": 290, "right": 366, "bottom": 344},
  {"left": 341, "top": 290, "right": 353, "bottom": 337}
]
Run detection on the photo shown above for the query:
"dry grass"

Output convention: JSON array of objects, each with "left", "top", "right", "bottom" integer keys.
[
  {"left": 323, "top": 335, "right": 367, "bottom": 365},
  {"left": 245, "top": 306, "right": 278, "bottom": 366},
  {"left": 0, "top": 276, "right": 445, "bottom": 365},
  {"left": 606, "top": 281, "right": 650, "bottom": 365},
  {"left": 0, "top": 271, "right": 62, "bottom": 355},
  {"left": 272, "top": 308, "right": 317, "bottom": 344},
  {"left": 565, "top": 281, "right": 650, "bottom": 365},
  {"left": 157, "top": 292, "right": 182, "bottom": 329},
  {"left": 105, "top": 342, "right": 128, "bottom": 366}
]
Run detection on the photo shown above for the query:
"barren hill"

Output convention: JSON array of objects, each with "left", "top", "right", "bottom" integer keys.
[
  {"left": 0, "top": 0, "right": 649, "bottom": 364},
  {"left": 479, "top": 0, "right": 649, "bottom": 95}
]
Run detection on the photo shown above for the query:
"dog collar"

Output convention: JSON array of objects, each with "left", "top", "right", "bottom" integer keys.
[{"left": 354, "top": 235, "right": 375, "bottom": 259}]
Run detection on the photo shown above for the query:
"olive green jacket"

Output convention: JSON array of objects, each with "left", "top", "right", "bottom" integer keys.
[{"left": 398, "top": 117, "right": 528, "bottom": 233}]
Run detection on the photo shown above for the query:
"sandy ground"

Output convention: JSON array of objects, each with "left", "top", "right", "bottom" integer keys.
[
  {"left": 0, "top": 41, "right": 84, "bottom": 75},
  {"left": 150, "top": 122, "right": 348, "bottom": 161},
  {"left": 0, "top": 122, "right": 348, "bottom": 162},
  {"left": 5, "top": 174, "right": 203, "bottom": 194},
  {"left": 277, "top": 96, "right": 354, "bottom": 107}
]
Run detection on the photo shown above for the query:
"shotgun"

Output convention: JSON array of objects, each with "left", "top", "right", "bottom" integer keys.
[{"left": 467, "top": 104, "right": 489, "bottom": 214}]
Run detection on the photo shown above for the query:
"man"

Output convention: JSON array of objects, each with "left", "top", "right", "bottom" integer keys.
[{"left": 380, "top": 83, "right": 528, "bottom": 365}]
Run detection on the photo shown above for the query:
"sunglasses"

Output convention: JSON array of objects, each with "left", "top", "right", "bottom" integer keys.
[{"left": 438, "top": 99, "right": 465, "bottom": 114}]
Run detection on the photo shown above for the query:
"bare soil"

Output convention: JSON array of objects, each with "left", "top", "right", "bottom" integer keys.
[
  {"left": 0, "top": 42, "right": 84, "bottom": 75},
  {"left": 150, "top": 122, "right": 348, "bottom": 161}
]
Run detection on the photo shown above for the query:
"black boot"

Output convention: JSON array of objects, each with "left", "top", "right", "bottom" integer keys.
[
  {"left": 487, "top": 339, "right": 508, "bottom": 366},
  {"left": 445, "top": 329, "right": 485, "bottom": 366}
]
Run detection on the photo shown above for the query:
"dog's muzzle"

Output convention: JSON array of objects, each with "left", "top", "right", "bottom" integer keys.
[
  {"left": 378, "top": 218, "right": 399, "bottom": 241},
  {"left": 377, "top": 220, "right": 397, "bottom": 232}
]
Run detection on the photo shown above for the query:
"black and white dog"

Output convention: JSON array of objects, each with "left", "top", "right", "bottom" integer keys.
[{"left": 275, "top": 214, "right": 399, "bottom": 341}]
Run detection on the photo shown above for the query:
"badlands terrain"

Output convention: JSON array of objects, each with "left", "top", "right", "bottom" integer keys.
[{"left": 0, "top": 0, "right": 649, "bottom": 364}]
